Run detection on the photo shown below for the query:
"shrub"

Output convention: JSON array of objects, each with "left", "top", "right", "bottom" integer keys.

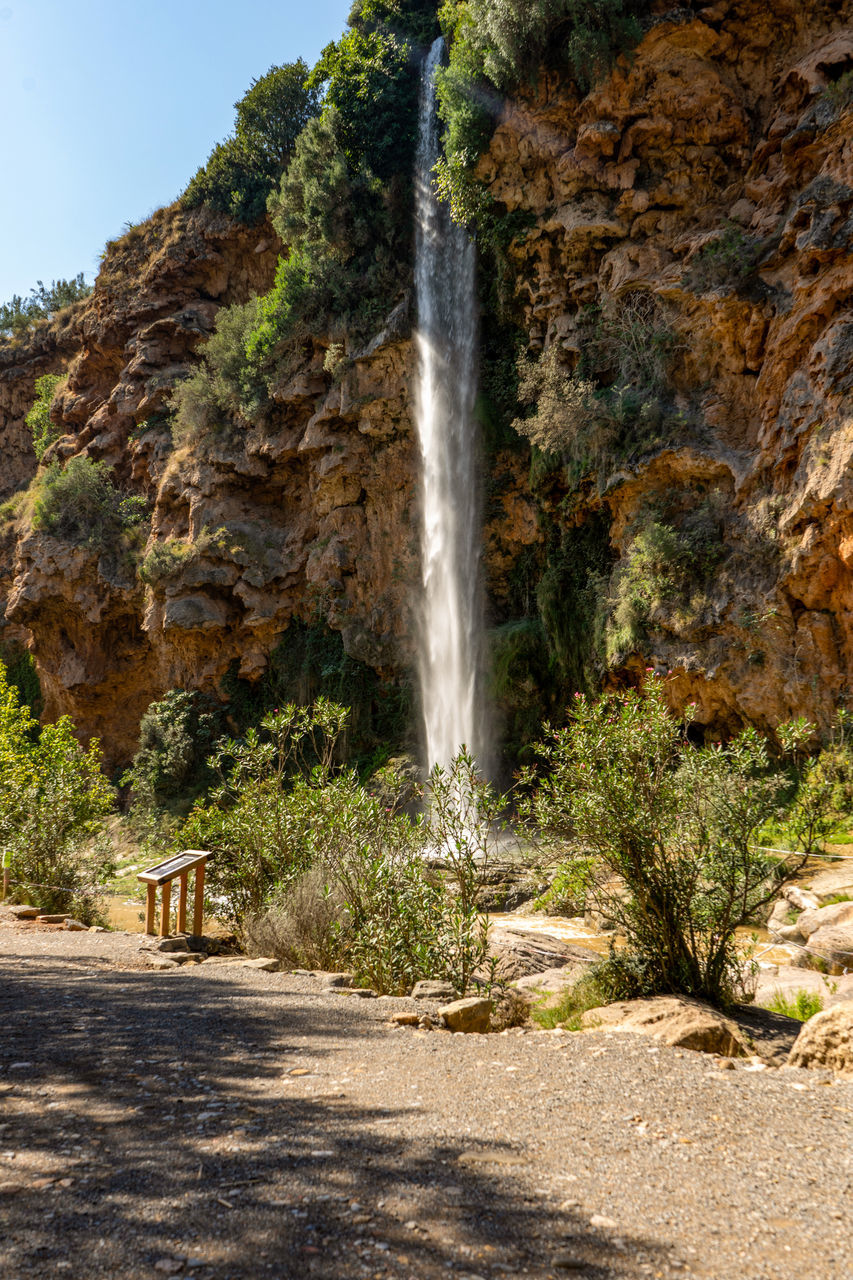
[
  {"left": 0, "top": 644, "right": 42, "bottom": 718},
  {"left": 137, "top": 538, "right": 197, "bottom": 585},
  {"left": 32, "top": 456, "right": 149, "bottom": 551},
  {"left": 0, "top": 661, "right": 114, "bottom": 922},
  {"left": 822, "top": 69, "right": 853, "bottom": 114},
  {"left": 122, "top": 689, "right": 224, "bottom": 816},
  {"left": 764, "top": 989, "right": 824, "bottom": 1022},
  {"left": 26, "top": 373, "right": 67, "bottom": 461},
  {"left": 0, "top": 274, "right": 92, "bottom": 340},
  {"left": 176, "top": 701, "right": 497, "bottom": 995},
  {"left": 182, "top": 62, "right": 320, "bottom": 224},
  {"left": 520, "top": 676, "right": 829, "bottom": 1007}
]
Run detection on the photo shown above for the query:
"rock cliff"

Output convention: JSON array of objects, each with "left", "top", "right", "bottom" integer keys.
[{"left": 2, "top": 0, "right": 853, "bottom": 763}]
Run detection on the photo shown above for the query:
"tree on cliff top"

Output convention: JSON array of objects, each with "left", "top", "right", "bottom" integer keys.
[{"left": 182, "top": 61, "right": 321, "bottom": 224}]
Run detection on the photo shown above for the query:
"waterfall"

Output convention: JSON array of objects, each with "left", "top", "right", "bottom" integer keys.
[{"left": 413, "top": 36, "right": 486, "bottom": 776}]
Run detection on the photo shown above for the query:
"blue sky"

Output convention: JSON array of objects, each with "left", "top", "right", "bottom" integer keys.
[{"left": 0, "top": 0, "right": 352, "bottom": 301}]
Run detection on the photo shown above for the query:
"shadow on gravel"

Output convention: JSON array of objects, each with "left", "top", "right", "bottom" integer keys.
[{"left": 0, "top": 962, "right": 670, "bottom": 1280}]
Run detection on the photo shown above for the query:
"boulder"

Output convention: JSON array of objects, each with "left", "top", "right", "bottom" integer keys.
[
  {"left": 512, "top": 966, "right": 587, "bottom": 1010},
  {"left": 767, "top": 899, "right": 802, "bottom": 940},
  {"left": 317, "top": 972, "right": 354, "bottom": 989},
  {"left": 782, "top": 885, "right": 821, "bottom": 912},
  {"left": 439, "top": 997, "right": 492, "bottom": 1034},
  {"left": 580, "top": 996, "right": 750, "bottom": 1057},
  {"left": 6, "top": 905, "right": 39, "bottom": 920},
  {"left": 754, "top": 963, "right": 853, "bottom": 1009},
  {"left": 63, "top": 919, "right": 88, "bottom": 932},
  {"left": 795, "top": 901, "right": 853, "bottom": 939},
  {"left": 411, "top": 980, "right": 456, "bottom": 1000},
  {"left": 243, "top": 957, "right": 281, "bottom": 972},
  {"left": 787, "top": 1001, "right": 853, "bottom": 1074},
  {"left": 485, "top": 927, "right": 598, "bottom": 982},
  {"left": 140, "top": 936, "right": 191, "bottom": 953},
  {"left": 390, "top": 1012, "right": 420, "bottom": 1027},
  {"left": 799, "top": 925, "right": 853, "bottom": 973}
]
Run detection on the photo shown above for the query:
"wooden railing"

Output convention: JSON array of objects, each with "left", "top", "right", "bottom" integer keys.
[{"left": 137, "top": 850, "right": 210, "bottom": 937}]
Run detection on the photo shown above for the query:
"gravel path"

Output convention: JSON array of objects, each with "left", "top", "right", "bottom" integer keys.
[{"left": 1, "top": 916, "right": 851, "bottom": 1280}]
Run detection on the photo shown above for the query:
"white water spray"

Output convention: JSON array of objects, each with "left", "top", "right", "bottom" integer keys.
[{"left": 414, "top": 37, "right": 485, "bottom": 775}]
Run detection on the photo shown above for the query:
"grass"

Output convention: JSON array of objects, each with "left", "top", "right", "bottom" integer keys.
[
  {"left": 763, "top": 989, "right": 824, "bottom": 1022},
  {"left": 530, "top": 970, "right": 610, "bottom": 1031}
]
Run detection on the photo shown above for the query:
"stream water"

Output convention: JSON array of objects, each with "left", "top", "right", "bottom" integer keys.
[{"left": 413, "top": 37, "right": 486, "bottom": 774}]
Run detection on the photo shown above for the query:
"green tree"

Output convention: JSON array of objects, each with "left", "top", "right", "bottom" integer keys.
[
  {"left": 0, "top": 662, "right": 114, "bottom": 921},
  {"left": 182, "top": 61, "right": 321, "bottom": 223},
  {"left": 0, "top": 274, "right": 92, "bottom": 339},
  {"left": 521, "top": 678, "right": 827, "bottom": 1006}
]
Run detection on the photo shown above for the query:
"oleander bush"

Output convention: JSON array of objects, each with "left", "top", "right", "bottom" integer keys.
[{"left": 520, "top": 677, "right": 832, "bottom": 1007}]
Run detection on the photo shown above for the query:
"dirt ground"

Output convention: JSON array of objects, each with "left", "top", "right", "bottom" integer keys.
[{"left": 1, "top": 914, "right": 851, "bottom": 1280}]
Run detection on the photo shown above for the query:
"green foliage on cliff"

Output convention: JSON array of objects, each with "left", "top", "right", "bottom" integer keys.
[
  {"left": 436, "top": 0, "right": 648, "bottom": 224},
  {"left": 26, "top": 374, "right": 66, "bottom": 461},
  {"left": 0, "top": 274, "right": 92, "bottom": 340},
  {"left": 32, "top": 457, "right": 149, "bottom": 552},
  {"left": 182, "top": 62, "right": 321, "bottom": 224},
  {"left": 221, "top": 622, "right": 412, "bottom": 773}
]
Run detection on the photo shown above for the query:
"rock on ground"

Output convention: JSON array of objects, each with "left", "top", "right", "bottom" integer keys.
[
  {"left": 787, "top": 1001, "right": 853, "bottom": 1074},
  {"left": 581, "top": 996, "right": 750, "bottom": 1057},
  {"left": 439, "top": 997, "right": 492, "bottom": 1034},
  {"left": 485, "top": 927, "right": 598, "bottom": 982}
]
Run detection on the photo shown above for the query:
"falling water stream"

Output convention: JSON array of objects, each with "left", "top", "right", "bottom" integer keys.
[{"left": 414, "top": 37, "right": 486, "bottom": 775}]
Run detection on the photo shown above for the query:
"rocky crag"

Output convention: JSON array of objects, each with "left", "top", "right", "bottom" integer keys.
[{"left": 2, "top": 0, "right": 853, "bottom": 764}]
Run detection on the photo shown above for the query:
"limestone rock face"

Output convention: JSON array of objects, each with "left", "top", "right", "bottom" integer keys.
[
  {"left": 3, "top": 0, "right": 853, "bottom": 762},
  {"left": 478, "top": 0, "right": 853, "bottom": 737},
  {"left": 580, "top": 995, "right": 750, "bottom": 1057},
  {"left": 787, "top": 1001, "right": 853, "bottom": 1073}
]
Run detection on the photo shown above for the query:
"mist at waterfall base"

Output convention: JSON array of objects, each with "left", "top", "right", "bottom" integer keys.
[{"left": 414, "top": 37, "right": 489, "bottom": 789}]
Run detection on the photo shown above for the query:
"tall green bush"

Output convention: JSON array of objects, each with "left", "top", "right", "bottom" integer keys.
[
  {"left": 176, "top": 700, "right": 496, "bottom": 994},
  {"left": 0, "top": 662, "right": 114, "bottom": 921},
  {"left": 521, "top": 677, "right": 828, "bottom": 1006}
]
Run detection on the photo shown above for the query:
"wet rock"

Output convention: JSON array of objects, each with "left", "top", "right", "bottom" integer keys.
[
  {"left": 580, "top": 996, "right": 750, "bottom": 1057},
  {"left": 787, "top": 1001, "right": 853, "bottom": 1074},
  {"left": 439, "top": 997, "right": 492, "bottom": 1034}
]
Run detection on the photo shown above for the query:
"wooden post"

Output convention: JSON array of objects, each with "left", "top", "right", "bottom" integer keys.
[
  {"left": 192, "top": 861, "right": 205, "bottom": 937},
  {"left": 145, "top": 884, "right": 156, "bottom": 935},
  {"left": 160, "top": 879, "right": 172, "bottom": 938},
  {"left": 177, "top": 872, "right": 188, "bottom": 934}
]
